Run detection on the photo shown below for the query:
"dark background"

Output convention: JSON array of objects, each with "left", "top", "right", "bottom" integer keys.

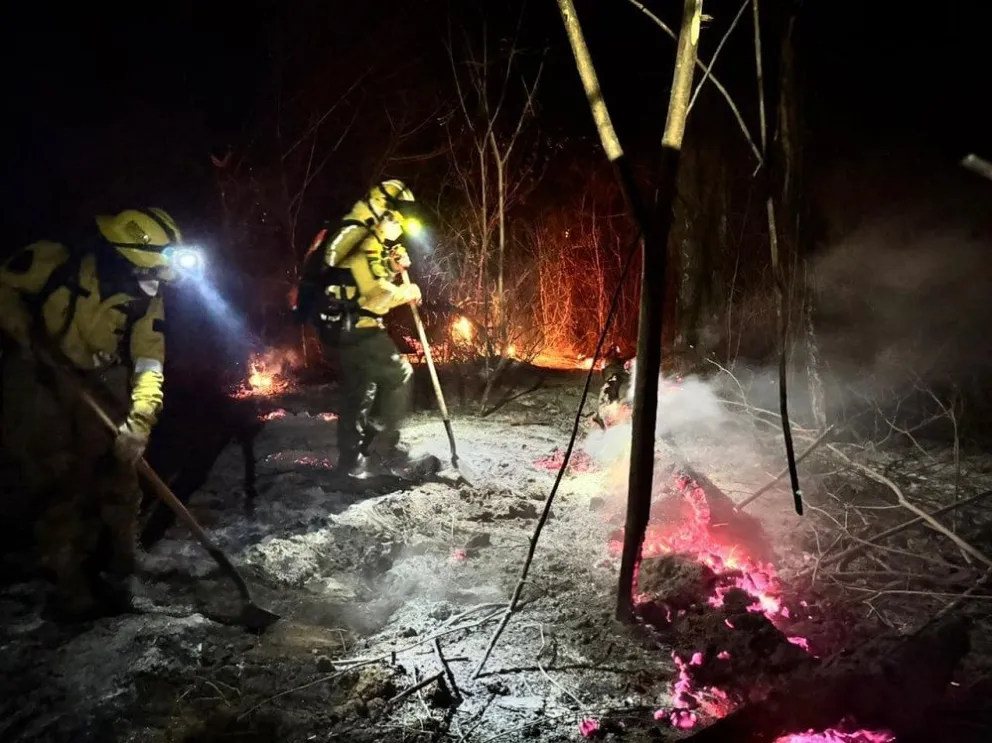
[
  {"left": 5, "top": 1, "right": 990, "bottom": 233},
  {"left": 3, "top": 0, "right": 991, "bottom": 376}
]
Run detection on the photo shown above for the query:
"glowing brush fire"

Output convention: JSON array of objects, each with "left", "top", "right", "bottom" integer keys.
[
  {"left": 600, "top": 473, "right": 893, "bottom": 742},
  {"left": 232, "top": 348, "right": 300, "bottom": 399}
]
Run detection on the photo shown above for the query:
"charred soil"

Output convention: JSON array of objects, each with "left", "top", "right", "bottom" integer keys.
[{"left": 1, "top": 367, "right": 991, "bottom": 743}]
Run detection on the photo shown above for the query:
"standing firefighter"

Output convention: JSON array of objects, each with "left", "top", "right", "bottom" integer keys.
[
  {"left": 0, "top": 209, "right": 183, "bottom": 619},
  {"left": 295, "top": 180, "right": 439, "bottom": 479}
]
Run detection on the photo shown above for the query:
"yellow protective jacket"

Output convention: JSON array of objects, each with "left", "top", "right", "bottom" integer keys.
[
  {"left": 320, "top": 204, "right": 418, "bottom": 329},
  {"left": 0, "top": 240, "right": 166, "bottom": 434}
]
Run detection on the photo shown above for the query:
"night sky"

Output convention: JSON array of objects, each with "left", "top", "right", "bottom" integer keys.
[{"left": 3, "top": 0, "right": 991, "bottom": 246}]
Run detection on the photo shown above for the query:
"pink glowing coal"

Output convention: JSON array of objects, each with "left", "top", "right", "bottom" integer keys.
[
  {"left": 533, "top": 447, "right": 598, "bottom": 473},
  {"left": 605, "top": 473, "right": 891, "bottom": 743},
  {"left": 608, "top": 473, "right": 793, "bottom": 627},
  {"left": 774, "top": 721, "right": 895, "bottom": 743},
  {"left": 607, "top": 472, "right": 811, "bottom": 728}
]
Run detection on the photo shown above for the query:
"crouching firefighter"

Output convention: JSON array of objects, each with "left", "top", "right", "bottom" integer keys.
[
  {"left": 0, "top": 209, "right": 187, "bottom": 620},
  {"left": 294, "top": 180, "right": 440, "bottom": 479}
]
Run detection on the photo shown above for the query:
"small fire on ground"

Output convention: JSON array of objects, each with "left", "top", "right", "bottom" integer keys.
[
  {"left": 232, "top": 348, "right": 301, "bottom": 399},
  {"left": 258, "top": 409, "right": 337, "bottom": 422}
]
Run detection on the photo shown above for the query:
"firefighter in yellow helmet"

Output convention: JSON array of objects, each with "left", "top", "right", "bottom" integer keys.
[
  {"left": 0, "top": 208, "right": 182, "bottom": 619},
  {"left": 295, "top": 180, "right": 439, "bottom": 478}
]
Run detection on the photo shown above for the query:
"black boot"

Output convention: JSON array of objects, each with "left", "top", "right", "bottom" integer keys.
[{"left": 336, "top": 449, "right": 368, "bottom": 478}]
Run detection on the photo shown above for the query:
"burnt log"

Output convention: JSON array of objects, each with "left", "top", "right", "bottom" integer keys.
[{"left": 679, "top": 616, "right": 971, "bottom": 743}]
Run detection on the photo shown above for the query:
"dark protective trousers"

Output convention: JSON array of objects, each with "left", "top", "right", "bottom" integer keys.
[
  {"left": 0, "top": 351, "right": 140, "bottom": 614},
  {"left": 327, "top": 327, "right": 413, "bottom": 461}
]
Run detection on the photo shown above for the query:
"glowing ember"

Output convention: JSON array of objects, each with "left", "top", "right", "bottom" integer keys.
[
  {"left": 607, "top": 471, "right": 814, "bottom": 730},
  {"left": 264, "top": 452, "right": 333, "bottom": 469},
  {"left": 655, "top": 650, "right": 735, "bottom": 724},
  {"left": 533, "top": 447, "right": 597, "bottom": 473},
  {"left": 260, "top": 408, "right": 287, "bottom": 421},
  {"left": 609, "top": 473, "right": 789, "bottom": 624},
  {"left": 597, "top": 400, "right": 632, "bottom": 428},
  {"left": 578, "top": 719, "right": 601, "bottom": 737},
  {"left": 774, "top": 721, "right": 896, "bottom": 743},
  {"left": 232, "top": 348, "right": 300, "bottom": 398}
]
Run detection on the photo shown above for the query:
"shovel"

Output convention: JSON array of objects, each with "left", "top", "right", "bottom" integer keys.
[
  {"left": 401, "top": 271, "right": 473, "bottom": 486},
  {"left": 31, "top": 342, "right": 281, "bottom": 632}
]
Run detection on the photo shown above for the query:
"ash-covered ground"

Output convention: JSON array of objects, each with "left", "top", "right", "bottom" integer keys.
[{"left": 2, "top": 368, "right": 990, "bottom": 743}]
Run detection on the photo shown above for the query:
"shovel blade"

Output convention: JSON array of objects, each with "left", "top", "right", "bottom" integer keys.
[{"left": 240, "top": 602, "right": 282, "bottom": 632}]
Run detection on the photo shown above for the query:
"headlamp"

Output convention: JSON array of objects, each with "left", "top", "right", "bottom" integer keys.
[{"left": 163, "top": 246, "right": 205, "bottom": 277}]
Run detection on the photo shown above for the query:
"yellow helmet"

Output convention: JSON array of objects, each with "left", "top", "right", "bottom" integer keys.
[
  {"left": 367, "top": 180, "right": 425, "bottom": 237},
  {"left": 368, "top": 179, "right": 415, "bottom": 213},
  {"left": 95, "top": 208, "right": 183, "bottom": 270}
]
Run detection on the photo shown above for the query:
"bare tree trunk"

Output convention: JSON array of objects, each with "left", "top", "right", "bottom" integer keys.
[
  {"left": 618, "top": 0, "right": 704, "bottom": 621},
  {"left": 672, "top": 145, "right": 700, "bottom": 358},
  {"left": 774, "top": 7, "right": 822, "bottom": 428},
  {"left": 755, "top": 0, "right": 803, "bottom": 513},
  {"left": 490, "top": 131, "right": 507, "bottom": 351}
]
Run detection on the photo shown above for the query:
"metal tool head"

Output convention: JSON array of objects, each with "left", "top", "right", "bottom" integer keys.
[{"left": 240, "top": 603, "right": 282, "bottom": 633}]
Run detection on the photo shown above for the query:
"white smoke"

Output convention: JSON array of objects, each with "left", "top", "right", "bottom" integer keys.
[{"left": 583, "top": 361, "right": 728, "bottom": 466}]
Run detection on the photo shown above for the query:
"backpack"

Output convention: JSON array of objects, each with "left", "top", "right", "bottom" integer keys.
[
  {"left": 295, "top": 220, "right": 371, "bottom": 342},
  {"left": 22, "top": 234, "right": 152, "bottom": 349}
]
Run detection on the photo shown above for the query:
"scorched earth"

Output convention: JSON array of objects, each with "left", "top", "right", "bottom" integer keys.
[{"left": 0, "top": 368, "right": 982, "bottom": 742}]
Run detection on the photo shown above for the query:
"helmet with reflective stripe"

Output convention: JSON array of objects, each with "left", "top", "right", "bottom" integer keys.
[
  {"left": 95, "top": 208, "right": 183, "bottom": 269},
  {"left": 367, "top": 179, "right": 415, "bottom": 216}
]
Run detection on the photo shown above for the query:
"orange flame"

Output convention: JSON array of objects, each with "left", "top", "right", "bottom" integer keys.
[
  {"left": 232, "top": 348, "right": 300, "bottom": 399},
  {"left": 452, "top": 315, "right": 474, "bottom": 343}
]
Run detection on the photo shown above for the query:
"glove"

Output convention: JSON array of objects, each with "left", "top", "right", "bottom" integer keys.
[
  {"left": 400, "top": 283, "right": 422, "bottom": 306},
  {"left": 114, "top": 419, "right": 149, "bottom": 464}
]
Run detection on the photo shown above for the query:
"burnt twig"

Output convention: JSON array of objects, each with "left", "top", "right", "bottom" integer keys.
[
  {"left": 383, "top": 671, "right": 444, "bottom": 710},
  {"left": 432, "top": 638, "right": 462, "bottom": 702}
]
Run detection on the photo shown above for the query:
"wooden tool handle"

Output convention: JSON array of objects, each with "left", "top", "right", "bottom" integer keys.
[{"left": 401, "top": 270, "right": 451, "bottom": 421}]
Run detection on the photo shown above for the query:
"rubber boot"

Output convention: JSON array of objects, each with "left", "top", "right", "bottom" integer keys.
[{"left": 336, "top": 449, "right": 369, "bottom": 478}]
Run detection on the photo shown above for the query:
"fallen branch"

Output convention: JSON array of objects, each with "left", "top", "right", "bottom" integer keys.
[
  {"left": 239, "top": 670, "right": 347, "bottom": 719},
  {"left": 799, "top": 488, "right": 992, "bottom": 575},
  {"left": 826, "top": 444, "right": 992, "bottom": 568},
  {"left": 334, "top": 608, "right": 502, "bottom": 668},
  {"left": 736, "top": 423, "right": 836, "bottom": 510},
  {"left": 433, "top": 638, "right": 462, "bottom": 702},
  {"left": 536, "top": 624, "right": 585, "bottom": 708},
  {"left": 383, "top": 671, "right": 444, "bottom": 710},
  {"left": 928, "top": 567, "right": 992, "bottom": 624}
]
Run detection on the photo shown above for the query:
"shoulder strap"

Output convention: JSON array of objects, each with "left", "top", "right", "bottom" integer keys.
[{"left": 25, "top": 245, "right": 90, "bottom": 343}]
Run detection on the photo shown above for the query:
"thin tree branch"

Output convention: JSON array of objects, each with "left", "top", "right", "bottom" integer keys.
[
  {"left": 626, "top": 0, "right": 762, "bottom": 165},
  {"left": 280, "top": 71, "right": 370, "bottom": 161},
  {"left": 687, "top": 0, "right": 750, "bottom": 114}
]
